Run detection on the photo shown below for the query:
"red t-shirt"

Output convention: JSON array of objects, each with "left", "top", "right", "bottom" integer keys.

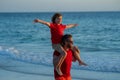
[
  {"left": 49, "top": 23, "right": 66, "bottom": 44},
  {"left": 53, "top": 49, "right": 73, "bottom": 78}
]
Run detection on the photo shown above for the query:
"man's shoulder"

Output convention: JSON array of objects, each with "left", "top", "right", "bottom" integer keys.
[
  {"left": 53, "top": 49, "right": 73, "bottom": 56},
  {"left": 67, "top": 49, "right": 73, "bottom": 52}
]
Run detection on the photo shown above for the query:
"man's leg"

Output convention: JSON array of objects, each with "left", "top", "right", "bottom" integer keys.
[{"left": 72, "top": 46, "right": 81, "bottom": 65}]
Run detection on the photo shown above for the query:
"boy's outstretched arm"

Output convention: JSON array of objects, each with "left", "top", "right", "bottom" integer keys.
[
  {"left": 34, "top": 19, "right": 50, "bottom": 27},
  {"left": 66, "top": 24, "right": 78, "bottom": 29}
]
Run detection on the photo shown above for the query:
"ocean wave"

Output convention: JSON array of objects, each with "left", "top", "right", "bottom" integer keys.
[
  {"left": 0, "top": 46, "right": 120, "bottom": 73},
  {"left": 79, "top": 46, "right": 120, "bottom": 52},
  {"left": 0, "top": 46, "right": 52, "bottom": 66}
]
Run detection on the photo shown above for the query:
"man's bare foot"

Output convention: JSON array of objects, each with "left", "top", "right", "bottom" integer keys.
[{"left": 56, "top": 67, "right": 63, "bottom": 75}]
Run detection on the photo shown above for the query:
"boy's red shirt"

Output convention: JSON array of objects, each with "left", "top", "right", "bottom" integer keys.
[
  {"left": 49, "top": 23, "right": 66, "bottom": 44},
  {"left": 53, "top": 49, "right": 73, "bottom": 78}
]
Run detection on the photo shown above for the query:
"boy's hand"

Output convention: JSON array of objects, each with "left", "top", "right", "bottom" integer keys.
[
  {"left": 79, "top": 61, "right": 87, "bottom": 66},
  {"left": 74, "top": 24, "right": 78, "bottom": 27},
  {"left": 34, "top": 19, "right": 40, "bottom": 23}
]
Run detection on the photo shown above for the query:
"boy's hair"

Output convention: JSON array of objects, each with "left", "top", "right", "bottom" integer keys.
[
  {"left": 61, "top": 34, "right": 72, "bottom": 46},
  {"left": 52, "top": 13, "right": 62, "bottom": 23}
]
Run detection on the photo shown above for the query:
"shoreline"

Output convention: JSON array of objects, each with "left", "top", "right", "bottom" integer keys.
[{"left": 0, "top": 65, "right": 120, "bottom": 80}]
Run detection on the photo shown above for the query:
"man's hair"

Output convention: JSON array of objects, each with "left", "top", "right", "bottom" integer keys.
[
  {"left": 51, "top": 13, "right": 62, "bottom": 23},
  {"left": 61, "top": 34, "right": 72, "bottom": 46}
]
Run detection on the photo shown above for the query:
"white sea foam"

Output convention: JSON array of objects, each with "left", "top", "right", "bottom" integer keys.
[
  {"left": 0, "top": 46, "right": 120, "bottom": 73},
  {"left": 0, "top": 46, "right": 3, "bottom": 51}
]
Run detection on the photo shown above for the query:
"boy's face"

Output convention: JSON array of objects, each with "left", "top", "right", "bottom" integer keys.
[{"left": 55, "top": 16, "right": 62, "bottom": 24}]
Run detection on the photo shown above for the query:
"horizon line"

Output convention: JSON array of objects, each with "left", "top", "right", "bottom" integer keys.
[{"left": 0, "top": 11, "right": 120, "bottom": 13}]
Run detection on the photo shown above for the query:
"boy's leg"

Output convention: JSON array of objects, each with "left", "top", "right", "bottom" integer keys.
[
  {"left": 72, "top": 46, "right": 87, "bottom": 66},
  {"left": 52, "top": 44, "right": 67, "bottom": 75},
  {"left": 72, "top": 46, "right": 81, "bottom": 65}
]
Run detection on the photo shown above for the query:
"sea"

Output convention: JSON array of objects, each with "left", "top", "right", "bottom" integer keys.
[{"left": 0, "top": 12, "right": 120, "bottom": 78}]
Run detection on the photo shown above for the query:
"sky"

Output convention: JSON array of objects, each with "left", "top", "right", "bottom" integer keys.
[{"left": 0, "top": 0, "right": 120, "bottom": 12}]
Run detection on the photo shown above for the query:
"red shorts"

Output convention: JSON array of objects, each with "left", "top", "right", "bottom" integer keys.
[{"left": 55, "top": 76, "right": 71, "bottom": 80}]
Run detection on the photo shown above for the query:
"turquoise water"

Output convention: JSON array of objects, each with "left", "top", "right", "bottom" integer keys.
[{"left": 0, "top": 12, "right": 120, "bottom": 73}]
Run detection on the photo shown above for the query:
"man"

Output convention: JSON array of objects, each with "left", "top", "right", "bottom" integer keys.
[{"left": 53, "top": 34, "right": 87, "bottom": 80}]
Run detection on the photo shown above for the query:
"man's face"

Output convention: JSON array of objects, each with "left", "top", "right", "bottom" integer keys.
[{"left": 65, "top": 37, "right": 73, "bottom": 49}]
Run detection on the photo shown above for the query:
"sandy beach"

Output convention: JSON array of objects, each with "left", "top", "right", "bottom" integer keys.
[{"left": 0, "top": 66, "right": 120, "bottom": 80}]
